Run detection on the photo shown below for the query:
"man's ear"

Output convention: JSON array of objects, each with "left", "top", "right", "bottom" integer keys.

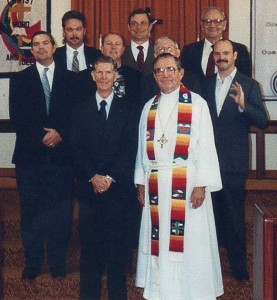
[{"left": 91, "top": 71, "right": 96, "bottom": 81}]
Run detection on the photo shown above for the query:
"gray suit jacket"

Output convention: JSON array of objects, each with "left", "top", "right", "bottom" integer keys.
[
  {"left": 122, "top": 43, "right": 154, "bottom": 76},
  {"left": 204, "top": 71, "right": 267, "bottom": 172}
]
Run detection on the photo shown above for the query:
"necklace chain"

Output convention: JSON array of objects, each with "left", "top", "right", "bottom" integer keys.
[{"left": 157, "top": 99, "right": 178, "bottom": 148}]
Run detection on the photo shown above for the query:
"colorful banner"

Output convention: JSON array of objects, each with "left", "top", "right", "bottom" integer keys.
[
  {"left": 0, "top": 0, "right": 49, "bottom": 75},
  {"left": 252, "top": 0, "right": 277, "bottom": 100}
]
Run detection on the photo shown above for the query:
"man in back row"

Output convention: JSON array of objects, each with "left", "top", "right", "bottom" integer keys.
[
  {"left": 122, "top": 8, "right": 154, "bottom": 76},
  {"left": 181, "top": 6, "right": 252, "bottom": 82}
]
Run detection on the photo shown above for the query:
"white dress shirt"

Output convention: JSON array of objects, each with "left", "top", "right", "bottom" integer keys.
[
  {"left": 202, "top": 38, "right": 218, "bottom": 75},
  {"left": 36, "top": 61, "right": 55, "bottom": 90},
  {"left": 66, "top": 43, "right": 87, "bottom": 71},
  {"left": 131, "top": 40, "right": 149, "bottom": 62},
  {"left": 96, "top": 91, "right": 114, "bottom": 118}
]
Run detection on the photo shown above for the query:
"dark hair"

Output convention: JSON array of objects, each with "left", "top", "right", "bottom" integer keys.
[
  {"left": 128, "top": 8, "right": 151, "bottom": 25},
  {"left": 153, "top": 53, "right": 182, "bottom": 69},
  {"left": 92, "top": 55, "right": 118, "bottom": 72},
  {"left": 102, "top": 32, "right": 125, "bottom": 47},
  {"left": 31, "top": 31, "right": 55, "bottom": 46},
  {"left": 214, "top": 39, "right": 236, "bottom": 53},
  {"left": 62, "top": 10, "right": 86, "bottom": 28}
]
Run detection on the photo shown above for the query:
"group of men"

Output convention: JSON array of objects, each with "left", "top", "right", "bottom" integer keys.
[{"left": 9, "top": 6, "right": 267, "bottom": 300}]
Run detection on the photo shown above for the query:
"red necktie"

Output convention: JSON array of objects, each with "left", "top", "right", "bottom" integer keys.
[
  {"left": 206, "top": 48, "right": 215, "bottom": 77},
  {"left": 137, "top": 46, "right": 144, "bottom": 69}
]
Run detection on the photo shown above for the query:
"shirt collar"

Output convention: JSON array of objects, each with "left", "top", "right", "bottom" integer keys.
[
  {"left": 36, "top": 60, "right": 55, "bottom": 74},
  {"left": 131, "top": 40, "right": 149, "bottom": 52},
  {"left": 216, "top": 67, "right": 237, "bottom": 82},
  {"left": 66, "top": 43, "right": 85, "bottom": 54},
  {"left": 96, "top": 91, "right": 114, "bottom": 107}
]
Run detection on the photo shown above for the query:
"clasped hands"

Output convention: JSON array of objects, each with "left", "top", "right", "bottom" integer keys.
[
  {"left": 90, "top": 174, "right": 112, "bottom": 194},
  {"left": 42, "top": 127, "right": 62, "bottom": 148}
]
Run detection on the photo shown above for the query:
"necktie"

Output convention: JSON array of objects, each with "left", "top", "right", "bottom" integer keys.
[
  {"left": 136, "top": 46, "right": 144, "bottom": 69},
  {"left": 206, "top": 47, "right": 215, "bottom": 77},
  {"left": 72, "top": 50, "right": 79, "bottom": 73},
  {"left": 41, "top": 67, "right": 51, "bottom": 114},
  {"left": 99, "top": 100, "right": 107, "bottom": 122}
]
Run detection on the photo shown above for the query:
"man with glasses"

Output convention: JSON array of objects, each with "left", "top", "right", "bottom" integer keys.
[
  {"left": 140, "top": 36, "right": 203, "bottom": 104},
  {"left": 135, "top": 53, "right": 224, "bottom": 299},
  {"left": 122, "top": 8, "right": 154, "bottom": 76},
  {"left": 181, "top": 6, "right": 251, "bottom": 82}
]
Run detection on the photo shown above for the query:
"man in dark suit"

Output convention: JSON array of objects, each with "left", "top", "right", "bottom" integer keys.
[
  {"left": 9, "top": 31, "right": 75, "bottom": 280},
  {"left": 181, "top": 6, "right": 252, "bottom": 83},
  {"left": 122, "top": 8, "right": 154, "bottom": 76},
  {"left": 204, "top": 39, "right": 267, "bottom": 281},
  {"left": 101, "top": 32, "right": 142, "bottom": 111},
  {"left": 70, "top": 56, "right": 138, "bottom": 300},
  {"left": 54, "top": 10, "right": 101, "bottom": 103},
  {"left": 140, "top": 36, "right": 203, "bottom": 105}
]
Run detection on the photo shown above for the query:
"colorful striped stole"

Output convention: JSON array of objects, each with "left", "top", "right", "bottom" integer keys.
[{"left": 146, "top": 84, "right": 192, "bottom": 256}]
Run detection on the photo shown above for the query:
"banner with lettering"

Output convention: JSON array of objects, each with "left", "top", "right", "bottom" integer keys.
[
  {"left": 252, "top": 0, "right": 277, "bottom": 100},
  {"left": 0, "top": 0, "right": 50, "bottom": 76}
]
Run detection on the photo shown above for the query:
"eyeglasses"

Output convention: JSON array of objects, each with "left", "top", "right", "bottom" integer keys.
[
  {"left": 129, "top": 21, "right": 149, "bottom": 28},
  {"left": 202, "top": 19, "right": 225, "bottom": 26},
  {"left": 154, "top": 66, "right": 178, "bottom": 76},
  {"left": 155, "top": 45, "right": 177, "bottom": 53}
]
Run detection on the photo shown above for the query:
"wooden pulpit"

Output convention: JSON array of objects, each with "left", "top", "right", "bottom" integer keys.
[{"left": 253, "top": 202, "right": 277, "bottom": 300}]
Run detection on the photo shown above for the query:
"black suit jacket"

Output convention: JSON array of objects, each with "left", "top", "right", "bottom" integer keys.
[
  {"left": 70, "top": 94, "right": 138, "bottom": 201},
  {"left": 54, "top": 44, "right": 101, "bottom": 71},
  {"left": 204, "top": 71, "right": 267, "bottom": 173},
  {"left": 181, "top": 39, "right": 252, "bottom": 82},
  {"left": 9, "top": 64, "right": 73, "bottom": 165},
  {"left": 122, "top": 44, "right": 154, "bottom": 76},
  {"left": 140, "top": 70, "right": 203, "bottom": 105}
]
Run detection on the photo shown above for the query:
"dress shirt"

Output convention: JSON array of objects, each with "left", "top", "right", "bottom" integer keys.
[
  {"left": 36, "top": 61, "right": 55, "bottom": 90},
  {"left": 215, "top": 68, "right": 237, "bottom": 115},
  {"left": 131, "top": 40, "right": 149, "bottom": 62},
  {"left": 202, "top": 38, "right": 218, "bottom": 75},
  {"left": 96, "top": 91, "right": 114, "bottom": 118},
  {"left": 66, "top": 43, "right": 87, "bottom": 71}
]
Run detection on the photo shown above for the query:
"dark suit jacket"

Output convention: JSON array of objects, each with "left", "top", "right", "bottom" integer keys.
[
  {"left": 140, "top": 70, "right": 203, "bottom": 105},
  {"left": 70, "top": 94, "right": 138, "bottom": 201},
  {"left": 204, "top": 71, "right": 267, "bottom": 173},
  {"left": 122, "top": 44, "right": 154, "bottom": 76},
  {"left": 9, "top": 64, "right": 73, "bottom": 165},
  {"left": 54, "top": 44, "right": 101, "bottom": 71},
  {"left": 181, "top": 40, "right": 252, "bottom": 82}
]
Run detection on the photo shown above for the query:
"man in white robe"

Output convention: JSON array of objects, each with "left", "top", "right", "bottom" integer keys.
[{"left": 135, "top": 53, "right": 224, "bottom": 300}]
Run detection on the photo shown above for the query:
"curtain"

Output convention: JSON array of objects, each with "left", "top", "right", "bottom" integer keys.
[{"left": 71, "top": 0, "right": 229, "bottom": 49}]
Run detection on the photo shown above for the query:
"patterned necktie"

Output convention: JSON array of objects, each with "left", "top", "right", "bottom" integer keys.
[
  {"left": 206, "top": 46, "right": 215, "bottom": 77},
  {"left": 41, "top": 67, "right": 51, "bottom": 114},
  {"left": 136, "top": 45, "right": 144, "bottom": 69},
  {"left": 72, "top": 50, "right": 79, "bottom": 73},
  {"left": 99, "top": 100, "right": 107, "bottom": 122}
]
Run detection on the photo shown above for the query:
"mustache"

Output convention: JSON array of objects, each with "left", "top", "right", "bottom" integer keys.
[
  {"left": 70, "top": 37, "right": 79, "bottom": 40},
  {"left": 216, "top": 59, "right": 228, "bottom": 63}
]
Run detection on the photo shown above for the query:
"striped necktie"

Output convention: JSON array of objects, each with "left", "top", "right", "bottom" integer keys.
[
  {"left": 41, "top": 67, "right": 51, "bottom": 114},
  {"left": 136, "top": 46, "right": 144, "bottom": 69},
  {"left": 72, "top": 50, "right": 79, "bottom": 73}
]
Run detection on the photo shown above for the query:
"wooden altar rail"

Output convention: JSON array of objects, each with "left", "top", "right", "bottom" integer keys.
[{"left": 0, "top": 121, "right": 277, "bottom": 190}]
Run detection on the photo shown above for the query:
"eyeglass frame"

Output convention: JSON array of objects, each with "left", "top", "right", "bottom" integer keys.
[
  {"left": 154, "top": 66, "right": 180, "bottom": 76},
  {"left": 201, "top": 18, "right": 226, "bottom": 26},
  {"left": 154, "top": 45, "right": 178, "bottom": 53}
]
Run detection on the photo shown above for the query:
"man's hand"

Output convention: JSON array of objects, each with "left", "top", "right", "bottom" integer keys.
[
  {"left": 90, "top": 174, "right": 112, "bottom": 194},
  {"left": 137, "top": 184, "right": 145, "bottom": 207},
  {"left": 42, "top": 128, "right": 62, "bottom": 148},
  {"left": 190, "top": 186, "right": 206, "bottom": 209},
  {"left": 229, "top": 82, "right": 245, "bottom": 109}
]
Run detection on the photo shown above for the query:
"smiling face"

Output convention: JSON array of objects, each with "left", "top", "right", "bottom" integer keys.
[
  {"left": 31, "top": 34, "right": 56, "bottom": 66},
  {"left": 153, "top": 56, "right": 184, "bottom": 94},
  {"left": 128, "top": 13, "right": 152, "bottom": 44},
  {"left": 213, "top": 40, "right": 237, "bottom": 74},
  {"left": 92, "top": 62, "right": 118, "bottom": 97},
  {"left": 201, "top": 8, "right": 227, "bottom": 44},
  {"left": 101, "top": 34, "right": 125, "bottom": 66},
  {"left": 63, "top": 18, "right": 86, "bottom": 49}
]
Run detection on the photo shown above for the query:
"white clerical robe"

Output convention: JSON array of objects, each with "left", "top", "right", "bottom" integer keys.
[{"left": 135, "top": 88, "right": 224, "bottom": 300}]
